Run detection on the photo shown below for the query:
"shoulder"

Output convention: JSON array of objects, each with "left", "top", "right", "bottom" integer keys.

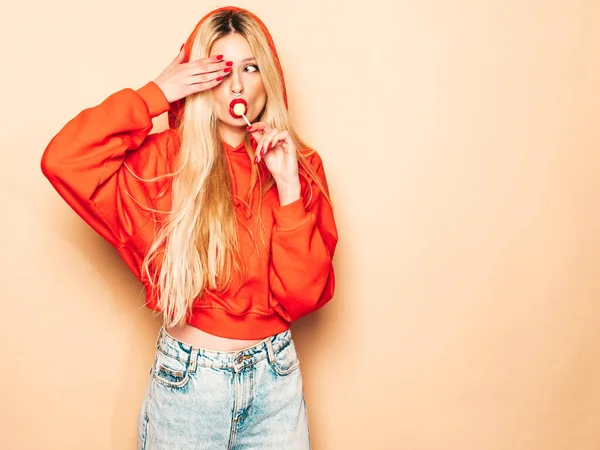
[
  {"left": 299, "top": 147, "right": 332, "bottom": 186},
  {"left": 297, "top": 147, "right": 332, "bottom": 204},
  {"left": 300, "top": 147, "right": 325, "bottom": 172}
]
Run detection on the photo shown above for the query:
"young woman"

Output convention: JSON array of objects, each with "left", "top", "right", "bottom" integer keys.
[{"left": 41, "top": 6, "right": 337, "bottom": 449}]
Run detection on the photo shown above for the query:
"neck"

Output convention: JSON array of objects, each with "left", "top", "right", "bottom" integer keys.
[{"left": 218, "top": 122, "right": 246, "bottom": 148}]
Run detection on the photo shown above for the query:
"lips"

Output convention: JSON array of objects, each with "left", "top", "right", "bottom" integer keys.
[{"left": 229, "top": 99, "right": 248, "bottom": 119}]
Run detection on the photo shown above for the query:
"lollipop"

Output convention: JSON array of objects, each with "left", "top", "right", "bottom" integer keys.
[
  {"left": 230, "top": 99, "right": 252, "bottom": 127},
  {"left": 233, "top": 103, "right": 246, "bottom": 117}
]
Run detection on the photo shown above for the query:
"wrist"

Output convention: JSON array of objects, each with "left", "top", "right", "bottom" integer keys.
[{"left": 276, "top": 179, "right": 301, "bottom": 206}]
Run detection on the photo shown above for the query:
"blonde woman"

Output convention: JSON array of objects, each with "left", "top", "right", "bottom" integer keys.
[{"left": 41, "top": 6, "right": 337, "bottom": 449}]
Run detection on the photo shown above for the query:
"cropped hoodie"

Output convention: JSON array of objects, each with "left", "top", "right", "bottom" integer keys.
[{"left": 40, "top": 7, "right": 338, "bottom": 339}]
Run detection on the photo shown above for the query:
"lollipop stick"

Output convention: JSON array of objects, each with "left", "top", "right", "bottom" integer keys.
[{"left": 241, "top": 112, "right": 252, "bottom": 128}]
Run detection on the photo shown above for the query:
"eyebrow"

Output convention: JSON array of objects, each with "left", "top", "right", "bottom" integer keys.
[{"left": 241, "top": 57, "right": 257, "bottom": 62}]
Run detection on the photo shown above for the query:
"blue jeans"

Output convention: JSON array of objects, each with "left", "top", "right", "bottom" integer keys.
[{"left": 137, "top": 327, "right": 311, "bottom": 449}]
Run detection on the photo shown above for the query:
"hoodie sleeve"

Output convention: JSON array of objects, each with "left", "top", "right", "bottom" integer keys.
[
  {"left": 40, "top": 81, "right": 173, "bottom": 254},
  {"left": 269, "top": 152, "right": 338, "bottom": 322}
]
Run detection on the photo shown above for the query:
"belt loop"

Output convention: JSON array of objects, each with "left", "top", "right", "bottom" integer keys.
[
  {"left": 189, "top": 347, "right": 199, "bottom": 373},
  {"left": 266, "top": 339, "right": 276, "bottom": 365}
]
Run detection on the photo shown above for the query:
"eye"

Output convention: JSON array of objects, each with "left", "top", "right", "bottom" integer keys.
[{"left": 244, "top": 64, "right": 259, "bottom": 73}]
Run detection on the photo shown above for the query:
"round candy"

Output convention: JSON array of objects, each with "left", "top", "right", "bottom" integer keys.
[{"left": 233, "top": 103, "right": 246, "bottom": 116}]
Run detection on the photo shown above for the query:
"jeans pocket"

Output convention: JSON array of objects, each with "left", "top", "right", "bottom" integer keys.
[
  {"left": 152, "top": 349, "right": 191, "bottom": 390},
  {"left": 270, "top": 340, "right": 300, "bottom": 376}
]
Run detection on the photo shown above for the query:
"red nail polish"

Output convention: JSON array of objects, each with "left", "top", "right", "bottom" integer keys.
[
  {"left": 216, "top": 76, "right": 223, "bottom": 81},
  {"left": 254, "top": 156, "right": 259, "bottom": 164},
  {"left": 224, "top": 68, "right": 231, "bottom": 73},
  {"left": 180, "top": 43, "right": 185, "bottom": 51},
  {"left": 246, "top": 126, "right": 252, "bottom": 131},
  {"left": 226, "top": 61, "right": 233, "bottom": 67},
  {"left": 216, "top": 55, "right": 224, "bottom": 60}
]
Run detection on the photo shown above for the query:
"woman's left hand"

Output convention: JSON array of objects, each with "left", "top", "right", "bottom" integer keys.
[{"left": 248, "top": 122, "right": 299, "bottom": 187}]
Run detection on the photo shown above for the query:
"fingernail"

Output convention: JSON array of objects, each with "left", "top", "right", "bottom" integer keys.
[
  {"left": 216, "top": 76, "right": 223, "bottom": 81},
  {"left": 226, "top": 61, "right": 233, "bottom": 67},
  {"left": 224, "top": 68, "right": 231, "bottom": 73},
  {"left": 267, "top": 143, "right": 272, "bottom": 150},
  {"left": 246, "top": 126, "right": 252, "bottom": 131},
  {"left": 216, "top": 55, "right": 224, "bottom": 60},
  {"left": 180, "top": 44, "right": 184, "bottom": 51},
  {"left": 254, "top": 156, "right": 259, "bottom": 164}
]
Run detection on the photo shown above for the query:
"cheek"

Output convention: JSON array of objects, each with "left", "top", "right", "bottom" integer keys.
[
  {"left": 251, "top": 87, "right": 267, "bottom": 110},
  {"left": 247, "top": 77, "right": 266, "bottom": 98},
  {"left": 212, "top": 85, "right": 228, "bottom": 104}
]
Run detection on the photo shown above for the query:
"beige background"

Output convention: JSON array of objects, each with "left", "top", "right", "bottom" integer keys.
[{"left": 1, "top": 0, "right": 600, "bottom": 449}]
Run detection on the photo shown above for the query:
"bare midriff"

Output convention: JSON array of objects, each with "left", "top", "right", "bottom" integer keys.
[{"left": 166, "top": 323, "right": 265, "bottom": 352}]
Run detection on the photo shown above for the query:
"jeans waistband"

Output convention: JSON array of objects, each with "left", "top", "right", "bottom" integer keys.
[{"left": 155, "top": 327, "right": 293, "bottom": 373}]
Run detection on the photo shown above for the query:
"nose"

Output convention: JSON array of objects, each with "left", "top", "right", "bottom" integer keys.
[{"left": 227, "top": 68, "right": 244, "bottom": 96}]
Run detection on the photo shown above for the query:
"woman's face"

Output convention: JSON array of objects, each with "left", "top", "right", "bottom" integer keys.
[{"left": 210, "top": 33, "right": 267, "bottom": 129}]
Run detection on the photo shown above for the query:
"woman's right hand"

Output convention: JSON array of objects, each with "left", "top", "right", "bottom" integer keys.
[{"left": 153, "top": 47, "right": 230, "bottom": 103}]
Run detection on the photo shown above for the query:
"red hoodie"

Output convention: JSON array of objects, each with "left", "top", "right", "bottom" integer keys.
[{"left": 40, "top": 7, "right": 338, "bottom": 340}]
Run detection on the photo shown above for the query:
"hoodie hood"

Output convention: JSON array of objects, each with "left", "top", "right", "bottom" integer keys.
[{"left": 168, "top": 6, "right": 288, "bottom": 129}]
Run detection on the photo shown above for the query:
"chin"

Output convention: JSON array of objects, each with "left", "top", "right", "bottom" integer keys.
[
  {"left": 217, "top": 115, "right": 245, "bottom": 128},
  {"left": 224, "top": 119, "right": 247, "bottom": 128}
]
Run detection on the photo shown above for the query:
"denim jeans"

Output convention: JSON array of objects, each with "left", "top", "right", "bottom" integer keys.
[{"left": 137, "top": 327, "right": 311, "bottom": 449}]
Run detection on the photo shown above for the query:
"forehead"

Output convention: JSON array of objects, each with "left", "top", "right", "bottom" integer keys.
[{"left": 210, "top": 33, "right": 254, "bottom": 59}]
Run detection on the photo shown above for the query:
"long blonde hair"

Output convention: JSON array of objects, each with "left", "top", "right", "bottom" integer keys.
[{"left": 141, "top": 9, "right": 329, "bottom": 327}]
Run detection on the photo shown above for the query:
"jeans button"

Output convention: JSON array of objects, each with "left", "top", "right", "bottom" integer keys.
[{"left": 235, "top": 354, "right": 244, "bottom": 365}]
